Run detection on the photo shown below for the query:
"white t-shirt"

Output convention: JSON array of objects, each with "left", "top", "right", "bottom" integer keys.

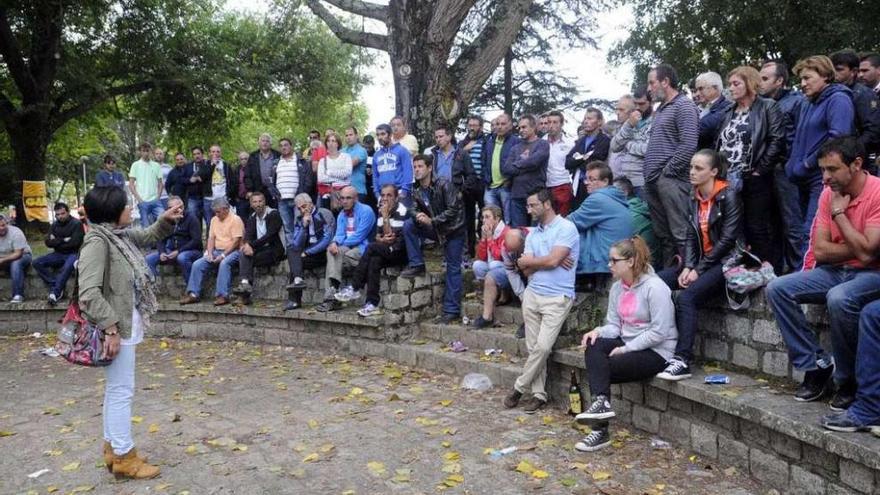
[
  {"left": 124, "top": 304, "right": 144, "bottom": 346},
  {"left": 545, "top": 134, "right": 574, "bottom": 187}
]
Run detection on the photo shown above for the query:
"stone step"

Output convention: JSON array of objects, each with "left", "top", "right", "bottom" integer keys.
[{"left": 417, "top": 322, "right": 528, "bottom": 357}]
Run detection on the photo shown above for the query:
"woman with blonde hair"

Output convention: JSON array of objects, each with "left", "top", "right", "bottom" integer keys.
[
  {"left": 574, "top": 236, "right": 677, "bottom": 452},
  {"left": 715, "top": 65, "right": 787, "bottom": 272}
]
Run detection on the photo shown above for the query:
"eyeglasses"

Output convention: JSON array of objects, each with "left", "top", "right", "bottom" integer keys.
[{"left": 608, "top": 257, "right": 631, "bottom": 265}]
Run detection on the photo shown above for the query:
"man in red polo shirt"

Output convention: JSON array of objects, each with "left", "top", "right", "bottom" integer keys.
[{"left": 767, "top": 136, "right": 880, "bottom": 411}]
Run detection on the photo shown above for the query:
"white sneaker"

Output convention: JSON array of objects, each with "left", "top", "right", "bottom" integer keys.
[
  {"left": 334, "top": 286, "right": 360, "bottom": 302},
  {"left": 656, "top": 358, "right": 692, "bottom": 381},
  {"left": 47, "top": 293, "right": 57, "bottom": 305},
  {"left": 10, "top": 295, "right": 23, "bottom": 303},
  {"left": 357, "top": 303, "right": 380, "bottom": 317}
]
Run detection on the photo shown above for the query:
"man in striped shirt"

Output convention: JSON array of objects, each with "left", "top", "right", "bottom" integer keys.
[
  {"left": 642, "top": 63, "right": 700, "bottom": 266},
  {"left": 274, "top": 138, "right": 308, "bottom": 248}
]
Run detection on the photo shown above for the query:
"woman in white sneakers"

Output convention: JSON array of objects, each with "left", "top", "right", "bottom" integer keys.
[{"left": 574, "top": 236, "right": 677, "bottom": 452}]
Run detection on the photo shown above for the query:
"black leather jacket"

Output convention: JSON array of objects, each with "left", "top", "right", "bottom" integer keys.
[
  {"left": 411, "top": 176, "right": 465, "bottom": 237},
  {"left": 715, "top": 96, "right": 786, "bottom": 176},
  {"left": 685, "top": 183, "right": 743, "bottom": 274}
]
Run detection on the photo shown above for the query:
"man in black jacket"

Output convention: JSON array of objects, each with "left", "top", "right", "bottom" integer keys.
[
  {"left": 184, "top": 146, "right": 208, "bottom": 223},
  {"left": 832, "top": 50, "right": 880, "bottom": 165},
  {"left": 246, "top": 133, "right": 281, "bottom": 207},
  {"left": 231, "top": 151, "right": 253, "bottom": 219},
  {"left": 565, "top": 108, "right": 611, "bottom": 209},
  {"left": 33, "top": 202, "right": 84, "bottom": 304},
  {"left": 145, "top": 196, "right": 203, "bottom": 285},
  {"left": 233, "top": 192, "right": 284, "bottom": 304},
  {"left": 503, "top": 115, "right": 550, "bottom": 227},
  {"left": 195, "top": 144, "right": 236, "bottom": 228},
  {"left": 400, "top": 154, "right": 466, "bottom": 323}
]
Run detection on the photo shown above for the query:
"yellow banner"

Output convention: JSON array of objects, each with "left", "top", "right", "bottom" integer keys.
[{"left": 22, "top": 180, "right": 49, "bottom": 223}]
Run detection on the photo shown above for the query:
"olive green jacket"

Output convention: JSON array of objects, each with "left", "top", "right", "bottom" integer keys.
[{"left": 78, "top": 219, "right": 174, "bottom": 339}]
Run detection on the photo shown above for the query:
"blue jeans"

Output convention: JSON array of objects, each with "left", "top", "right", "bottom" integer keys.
[
  {"left": 774, "top": 168, "right": 806, "bottom": 272},
  {"left": 402, "top": 219, "right": 464, "bottom": 316},
  {"left": 186, "top": 250, "right": 241, "bottom": 298},
  {"left": 849, "top": 301, "right": 880, "bottom": 423},
  {"left": 33, "top": 252, "right": 77, "bottom": 297},
  {"left": 202, "top": 199, "right": 215, "bottom": 227},
  {"left": 483, "top": 186, "right": 510, "bottom": 224},
  {"left": 1, "top": 253, "right": 31, "bottom": 298},
  {"left": 103, "top": 343, "right": 136, "bottom": 455},
  {"left": 137, "top": 200, "right": 164, "bottom": 228},
  {"left": 657, "top": 264, "right": 726, "bottom": 363},
  {"left": 277, "top": 198, "right": 297, "bottom": 246},
  {"left": 146, "top": 250, "right": 200, "bottom": 284},
  {"left": 473, "top": 260, "right": 509, "bottom": 289},
  {"left": 508, "top": 197, "right": 530, "bottom": 228},
  {"left": 766, "top": 266, "right": 880, "bottom": 384},
  {"left": 797, "top": 179, "right": 823, "bottom": 242},
  {"left": 186, "top": 197, "right": 203, "bottom": 224}
]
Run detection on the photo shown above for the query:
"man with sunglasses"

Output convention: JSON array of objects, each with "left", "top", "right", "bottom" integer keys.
[{"left": 316, "top": 186, "right": 375, "bottom": 312}]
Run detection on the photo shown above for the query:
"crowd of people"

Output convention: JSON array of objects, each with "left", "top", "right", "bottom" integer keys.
[{"left": 2, "top": 51, "right": 880, "bottom": 475}]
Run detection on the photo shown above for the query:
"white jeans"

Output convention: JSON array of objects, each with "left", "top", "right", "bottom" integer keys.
[{"left": 103, "top": 343, "right": 136, "bottom": 455}]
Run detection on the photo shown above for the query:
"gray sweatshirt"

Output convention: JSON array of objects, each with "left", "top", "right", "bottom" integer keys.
[{"left": 596, "top": 267, "right": 678, "bottom": 361}]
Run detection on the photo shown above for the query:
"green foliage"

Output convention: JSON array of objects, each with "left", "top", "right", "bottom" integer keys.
[{"left": 611, "top": 0, "right": 880, "bottom": 84}]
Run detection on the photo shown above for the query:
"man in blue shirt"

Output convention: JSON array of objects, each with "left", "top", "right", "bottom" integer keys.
[
  {"left": 503, "top": 188, "right": 578, "bottom": 414},
  {"left": 372, "top": 123, "right": 413, "bottom": 206},
  {"left": 343, "top": 127, "right": 370, "bottom": 203},
  {"left": 95, "top": 155, "right": 126, "bottom": 189}
]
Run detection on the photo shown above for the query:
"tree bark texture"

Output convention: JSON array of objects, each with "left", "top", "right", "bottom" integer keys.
[{"left": 307, "top": 0, "right": 533, "bottom": 146}]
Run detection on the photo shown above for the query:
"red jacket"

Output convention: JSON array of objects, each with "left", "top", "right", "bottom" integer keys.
[{"left": 476, "top": 222, "right": 510, "bottom": 262}]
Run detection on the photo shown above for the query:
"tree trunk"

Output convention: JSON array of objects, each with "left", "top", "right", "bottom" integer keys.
[
  {"left": 503, "top": 49, "right": 514, "bottom": 116},
  {"left": 6, "top": 112, "right": 51, "bottom": 226}
]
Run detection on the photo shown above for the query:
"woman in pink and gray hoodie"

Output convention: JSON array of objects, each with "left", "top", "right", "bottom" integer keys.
[{"left": 573, "top": 236, "right": 678, "bottom": 452}]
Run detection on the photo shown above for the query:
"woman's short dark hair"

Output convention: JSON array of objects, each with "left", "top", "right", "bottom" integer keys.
[{"left": 84, "top": 186, "right": 128, "bottom": 225}]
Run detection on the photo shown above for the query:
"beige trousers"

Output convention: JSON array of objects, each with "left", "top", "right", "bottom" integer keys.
[{"left": 514, "top": 288, "right": 574, "bottom": 401}]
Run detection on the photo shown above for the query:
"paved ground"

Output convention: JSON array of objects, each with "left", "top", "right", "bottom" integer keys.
[{"left": 0, "top": 334, "right": 768, "bottom": 495}]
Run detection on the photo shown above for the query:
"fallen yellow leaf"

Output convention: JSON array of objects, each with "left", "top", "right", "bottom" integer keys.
[
  {"left": 441, "top": 441, "right": 451, "bottom": 448},
  {"left": 0, "top": 430, "right": 15, "bottom": 437},
  {"left": 185, "top": 445, "right": 198, "bottom": 455},
  {"left": 62, "top": 461, "right": 80, "bottom": 472},
  {"left": 592, "top": 471, "right": 611, "bottom": 481},
  {"left": 307, "top": 419, "right": 319, "bottom": 429},
  {"left": 367, "top": 461, "right": 386, "bottom": 476},
  {"left": 532, "top": 470, "right": 549, "bottom": 479},
  {"left": 439, "top": 399, "right": 453, "bottom": 407},
  {"left": 131, "top": 416, "right": 143, "bottom": 424},
  {"left": 47, "top": 486, "right": 59, "bottom": 493},
  {"left": 349, "top": 387, "right": 365, "bottom": 396},
  {"left": 148, "top": 423, "right": 160, "bottom": 434},
  {"left": 302, "top": 453, "right": 319, "bottom": 463},
  {"left": 515, "top": 460, "right": 535, "bottom": 475},
  {"left": 443, "top": 451, "right": 460, "bottom": 461}
]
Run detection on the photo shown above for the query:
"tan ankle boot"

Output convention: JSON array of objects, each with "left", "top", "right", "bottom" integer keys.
[
  {"left": 104, "top": 441, "right": 147, "bottom": 471},
  {"left": 111, "top": 448, "right": 160, "bottom": 479},
  {"left": 103, "top": 441, "right": 113, "bottom": 472}
]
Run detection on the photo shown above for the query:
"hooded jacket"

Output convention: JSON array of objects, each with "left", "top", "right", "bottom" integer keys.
[
  {"left": 566, "top": 186, "right": 634, "bottom": 274},
  {"left": 685, "top": 179, "right": 743, "bottom": 274},
  {"left": 373, "top": 142, "right": 413, "bottom": 197},
  {"left": 597, "top": 266, "right": 678, "bottom": 361},
  {"left": 785, "top": 83, "right": 855, "bottom": 183}
]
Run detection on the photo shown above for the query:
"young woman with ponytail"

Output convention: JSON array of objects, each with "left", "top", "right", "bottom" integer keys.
[{"left": 574, "top": 235, "right": 678, "bottom": 452}]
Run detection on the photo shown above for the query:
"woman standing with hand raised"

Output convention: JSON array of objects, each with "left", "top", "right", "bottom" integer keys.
[{"left": 79, "top": 186, "right": 183, "bottom": 480}]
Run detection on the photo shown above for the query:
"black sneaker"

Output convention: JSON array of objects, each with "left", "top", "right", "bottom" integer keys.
[
  {"left": 576, "top": 395, "right": 615, "bottom": 422},
  {"left": 795, "top": 365, "right": 834, "bottom": 402},
  {"left": 515, "top": 324, "right": 525, "bottom": 339},
  {"left": 503, "top": 389, "right": 522, "bottom": 408},
  {"left": 521, "top": 396, "right": 547, "bottom": 414},
  {"left": 399, "top": 265, "right": 426, "bottom": 279},
  {"left": 821, "top": 411, "right": 880, "bottom": 433},
  {"left": 436, "top": 313, "right": 459, "bottom": 325},
  {"left": 471, "top": 316, "right": 493, "bottom": 329},
  {"left": 575, "top": 428, "right": 611, "bottom": 452},
  {"left": 656, "top": 357, "right": 692, "bottom": 381},
  {"left": 315, "top": 299, "right": 340, "bottom": 313},
  {"left": 830, "top": 381, "right": 857, "bottom": 412}
]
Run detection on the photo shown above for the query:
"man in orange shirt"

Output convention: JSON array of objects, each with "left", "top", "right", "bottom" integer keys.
[
  {"left": 767, "top": 136, "right": 880, "bottom": 410},
  {"left": 179, "top": 198, "right": 245, "bottom": 306}
]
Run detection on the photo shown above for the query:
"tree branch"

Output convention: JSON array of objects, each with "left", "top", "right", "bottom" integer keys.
[
  {"left": 427, "top": 0, "right": 478, "bottom": 49},
  {"left": 450, "top": 0, "right": 533, "bottom": 104},
  {"left": 306, "top": 0, "right": 388, "bottom": 51},
  {"left": 320, "top": 0, "right": 387, "bottom": 21},
  {"left": 0, "top": 7, "right": 39, "bottom": 102},
  {"left": 49, "top": 80, "right": 157, "bottom": 132}
]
